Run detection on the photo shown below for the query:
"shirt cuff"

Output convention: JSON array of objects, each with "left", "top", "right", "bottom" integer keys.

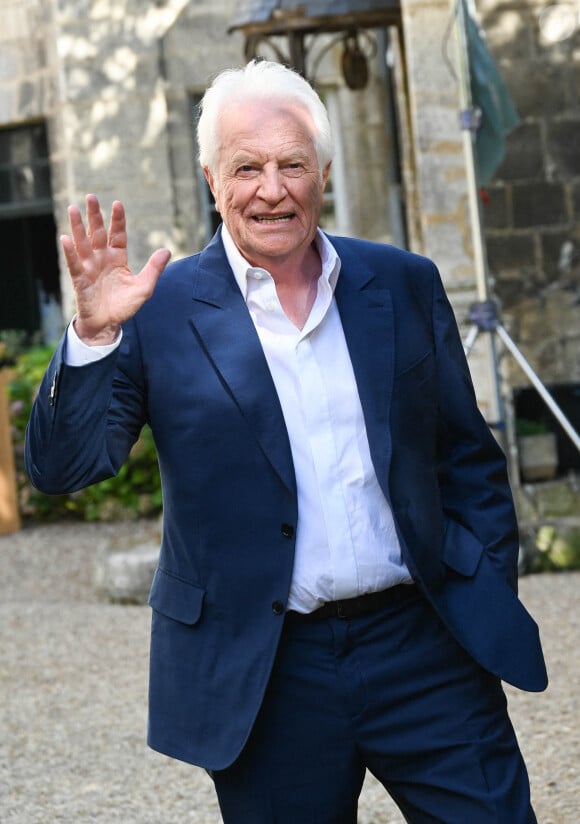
[{"left": 64, "top": 318, "right": 123, "bottom": 366}]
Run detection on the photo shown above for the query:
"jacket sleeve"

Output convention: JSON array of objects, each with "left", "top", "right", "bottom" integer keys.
[{"left": 25, "top": 329, "right": 146, "bottom": 495}]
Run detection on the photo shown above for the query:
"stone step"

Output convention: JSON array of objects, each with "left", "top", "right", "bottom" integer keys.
[{"left": 95, "top": 542, "right": 159, "bottom": 605}]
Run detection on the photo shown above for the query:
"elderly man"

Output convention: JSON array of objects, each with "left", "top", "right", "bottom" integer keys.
[{"left": 26, "top": 60, "right": 546, "bottom": 823}]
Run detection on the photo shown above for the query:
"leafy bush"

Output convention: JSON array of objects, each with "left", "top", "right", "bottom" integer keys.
[
  {"left": 530, "top": 525, "right": 580, "bottom": 572},
  {"left": 7, "top": 344, "right": 162, "bottom": 522}
]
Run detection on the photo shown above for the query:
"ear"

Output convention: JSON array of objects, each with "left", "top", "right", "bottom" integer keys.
[
  {"left": 203, "top": 167, "right": 221, "bottom": 212},
  {"left": 321, "top": 161, "right": 332, "bottom": 193}
]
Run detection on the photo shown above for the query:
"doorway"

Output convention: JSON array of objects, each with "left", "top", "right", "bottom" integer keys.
[
  {"left": 0, "top": 213, "right": 60, "bottom": 335},
  {"left": 0, "top": 122, "right": 61, "bottom": 341}
]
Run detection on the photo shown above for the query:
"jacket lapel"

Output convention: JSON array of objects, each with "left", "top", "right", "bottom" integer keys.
[
  {"left": 188, "top": 233, "right": 296, "bottom": 496},
  {"left": 334, "top": 242, "right": 395, "bottom": 499},
  {"left": 187, "top": 232, "right": 395, "bottom": 499}
]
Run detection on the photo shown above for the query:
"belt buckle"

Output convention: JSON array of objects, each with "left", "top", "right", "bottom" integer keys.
[{"left": 336, "top": 596, "right": 362, "bottom": 619}]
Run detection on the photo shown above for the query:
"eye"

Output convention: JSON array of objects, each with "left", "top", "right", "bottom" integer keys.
[
  {"left": 235, "top": 164, "right": 259, "bottom": 178},
  {"left": 282, "top": 162, "right": 305, "bottom": 177}
]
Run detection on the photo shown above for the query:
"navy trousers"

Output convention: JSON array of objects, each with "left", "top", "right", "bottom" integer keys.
[{"left": 212, "top": 586, "right": 536, "bottom": 823}]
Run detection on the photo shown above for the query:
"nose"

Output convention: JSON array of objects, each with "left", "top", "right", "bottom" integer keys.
[{"left": 257, "top": 166, "right": 286, "bottom": 203}]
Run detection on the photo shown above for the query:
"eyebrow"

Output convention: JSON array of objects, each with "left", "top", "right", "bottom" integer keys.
[{"left": 229, "top": 149, "right": 312, "bottom": 168}]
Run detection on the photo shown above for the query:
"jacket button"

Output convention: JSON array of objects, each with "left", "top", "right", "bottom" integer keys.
[
  {"left": 272, "top": 600, "right": 285, "bottom": 615},
  {"left": 281, "top": 523, "right": 294, "bottom": 538}
]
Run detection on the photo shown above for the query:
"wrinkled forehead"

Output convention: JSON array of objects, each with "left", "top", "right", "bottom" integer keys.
[{"left": 216, "top": 99, "right": 317, "bottom": 156}]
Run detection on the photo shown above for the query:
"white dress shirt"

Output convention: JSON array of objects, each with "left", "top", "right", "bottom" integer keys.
[
  {"left": 66, "top": 227, "right": 412, "bottom": 613},
  {"left": 221, "top": 226, "right": 411, "bottom": 611}
]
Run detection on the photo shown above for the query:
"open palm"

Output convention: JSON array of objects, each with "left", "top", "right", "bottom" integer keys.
[{"left": 61, "top": 194, "right": 171, "bottom": 344}]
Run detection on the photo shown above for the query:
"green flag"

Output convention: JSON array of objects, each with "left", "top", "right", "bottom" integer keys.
[{"left": 462, "top": 0, "right": 520, "bottom": 185}]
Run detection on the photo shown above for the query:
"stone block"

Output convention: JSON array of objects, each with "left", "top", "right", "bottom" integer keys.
[
  {"left": 0, "top": 46, "right": 20, "bottom": 80},
  {"left": 517, "top": 433, "right": 558, "bottom": 482},
  {"left": 415, "top": 150, "right": 466, "bottom": 215},
  {"left": 497, "top": 123, "right": 543, "bottom": 182},
  {"left": 0, "top": 88, "right": 15, "bottom": 124},
  {"left": 513, "top": 181, "right": 568, "bottom": 228},
  {"left": 533, "top": 484, "right": 580, "bottom": 520},
  {"left": 548, "top": 121, "right": 580, "bottom": 177},
  {"left": 415, "top": 104, "right": 462, "bottom": 151},
  {"left": 422, "top": 220, "right": 474, "bottom": 281},
  {"left": 95, "top": 542, "right": 159, "bottom": 604},
  {"left": 486, "top": 232, "right": 536, "bottom": 273},
  {"left": 482, "top": 9, "right": 533, "bottom": 62},
  {"left": 481, "top": 185, "right": 509, "bottom": 229},
  {"left": 504, "top": 61, "right": 568, "bottom": 120},
  {"left": 402, "top": 7, "right": 457, "bottom": 94},
  {"left": 540, "top": 230, "right": 579, "bottom": 283},
  {"left": 0, "top": 3, "right": 28, "bottom": 41}
]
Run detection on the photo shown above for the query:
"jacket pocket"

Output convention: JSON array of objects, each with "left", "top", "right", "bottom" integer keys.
[
  {"left": 442, "top": 518, "right": 484, "bottom": 578},
  {"left": 148, "top": 567, "right": 205, "bottom": 626}
]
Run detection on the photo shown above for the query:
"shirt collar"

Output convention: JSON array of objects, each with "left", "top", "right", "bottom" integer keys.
[{"left": 221, "top": 223, "right": 341, "bottom": 301}]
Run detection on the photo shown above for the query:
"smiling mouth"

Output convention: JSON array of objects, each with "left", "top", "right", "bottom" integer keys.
[{"left": 252, "top": 214, "right": 294, "bottom": 223}]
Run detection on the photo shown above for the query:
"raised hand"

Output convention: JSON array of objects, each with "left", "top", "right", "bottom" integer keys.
[{"left": 61, "top": 194, "right": 171, "bottom": 345}]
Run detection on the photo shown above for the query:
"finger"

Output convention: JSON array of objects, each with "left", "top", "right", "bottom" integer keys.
[
  {"left": 60, "top": 233, "right": 84, "bottom": 279},
  {"left": 108, "top": 200, "right": 127, "bottom": 250},
  {"left": 67, "top": 204, "right": 90, "bottom": 254},
  {"left": 85, "top": 193, "right": 108, "bottom": 249},
  {"left": 137, "top": 248, "right": 172, "bottom": 298}
]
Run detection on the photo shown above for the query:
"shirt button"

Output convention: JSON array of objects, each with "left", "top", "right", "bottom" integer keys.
[
  {"left": 272, "top": 600, "right": 285, "bottom": 616},
  {"left": 281, "top": 523, "right": 294, "bottom": 538}
]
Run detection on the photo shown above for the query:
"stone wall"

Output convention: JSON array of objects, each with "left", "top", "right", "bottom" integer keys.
[
  {"left": 477, "top": 0, "right": 580, "bottom": 388},
  {"left": 2, "top": 0, "right": 578, "bottom": 411},
  {"left": 0, "top": 1, "right": 401, "bottom": 320},
  {"left": 0, "top": 0, "right": 52, "bottom": 124},
  {"left": 400, "top": 0, "right": 503, "bottom": 418},
  {"left": 48, "top": 0, "right": 229, "bottom": 316},
  {"left": 477, "top": 0, "right": 580, "bottom": 521},
  {"left": 400, "top": 0, "right": 579, "bottom": 469}
]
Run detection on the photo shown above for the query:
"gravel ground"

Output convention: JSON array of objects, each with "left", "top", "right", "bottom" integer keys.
[{"left": 0, "top": 521, "right": 578, "bottom": 823}]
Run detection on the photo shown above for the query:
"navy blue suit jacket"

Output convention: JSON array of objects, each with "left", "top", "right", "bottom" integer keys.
[{"left": 26, "top": 229, "right": 547, "bottom": 770}]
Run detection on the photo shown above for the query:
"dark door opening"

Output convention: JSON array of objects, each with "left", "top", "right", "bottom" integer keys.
[
  {"left": 0, "top": 212, "right": 60, "bottom": 337},
  {"left": 0, "top": 121, "right": 61, "bottom": 341},
  {"left": 514, "top": 385, "right": 580, "bottom": 476}
]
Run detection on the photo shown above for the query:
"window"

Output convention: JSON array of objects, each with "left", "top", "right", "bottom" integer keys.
[
  {"left": 0, "top": 123, "right": 52, "bottom": 215},
  {"left": 0, "top": 122, "right": 60, "bottom": 337}
]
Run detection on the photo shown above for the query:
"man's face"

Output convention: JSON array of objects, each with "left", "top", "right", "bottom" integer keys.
[{"left": 204, "top": 100, "right": 330, "bottom": 271}]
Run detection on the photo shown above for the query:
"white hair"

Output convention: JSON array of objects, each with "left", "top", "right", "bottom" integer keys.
[{"left": 197, "top": 60, "right": 334, "bottom": 174}]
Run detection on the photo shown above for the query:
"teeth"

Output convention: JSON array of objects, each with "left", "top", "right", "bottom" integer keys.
[{"left": 254, "top": 215, "right": 292, "bottom": 223}]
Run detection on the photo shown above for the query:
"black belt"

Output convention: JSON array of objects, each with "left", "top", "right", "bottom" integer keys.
[{"left": 286, "top": 584, "right": 414, "bottom": 622}]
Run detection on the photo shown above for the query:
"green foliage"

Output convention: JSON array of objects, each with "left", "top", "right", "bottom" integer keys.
[
  {"left": 515, "top": 417, "right": 549, "bottom": 437},
  {"left": 7, "top": 344, "right": 162, "bottom": 522},
  {"left": 531, "top": 525, "right": 580, "bottom": 572}
]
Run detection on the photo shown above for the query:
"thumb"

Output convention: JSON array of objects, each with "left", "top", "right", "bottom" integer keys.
[{"left": 138, "top": 248, "right": 172, "bottom": 295}]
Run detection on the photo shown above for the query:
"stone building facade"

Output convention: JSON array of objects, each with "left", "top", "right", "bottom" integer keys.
[
  {"left": 1, "top": 0, "right": 579, "bottom": 501},
  {"left": 481, "top": 0, "right": 580, "bottom": 390},
  {"left": 0, "top": 0, "right": 401, "bottom": 327}
]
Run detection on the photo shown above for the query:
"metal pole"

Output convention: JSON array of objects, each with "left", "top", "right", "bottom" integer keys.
[
  {"left": 452, "top": 0, "right": 504, "bottom": 427},
  {"left": 463, "top": 324, "right": 479, "bottom": 356},
  {"left": 453, "top": 0, "right": 488, "bottom": 302},
  {"left": 495, "top": 324, "right": 580, "bottom": 452}
]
